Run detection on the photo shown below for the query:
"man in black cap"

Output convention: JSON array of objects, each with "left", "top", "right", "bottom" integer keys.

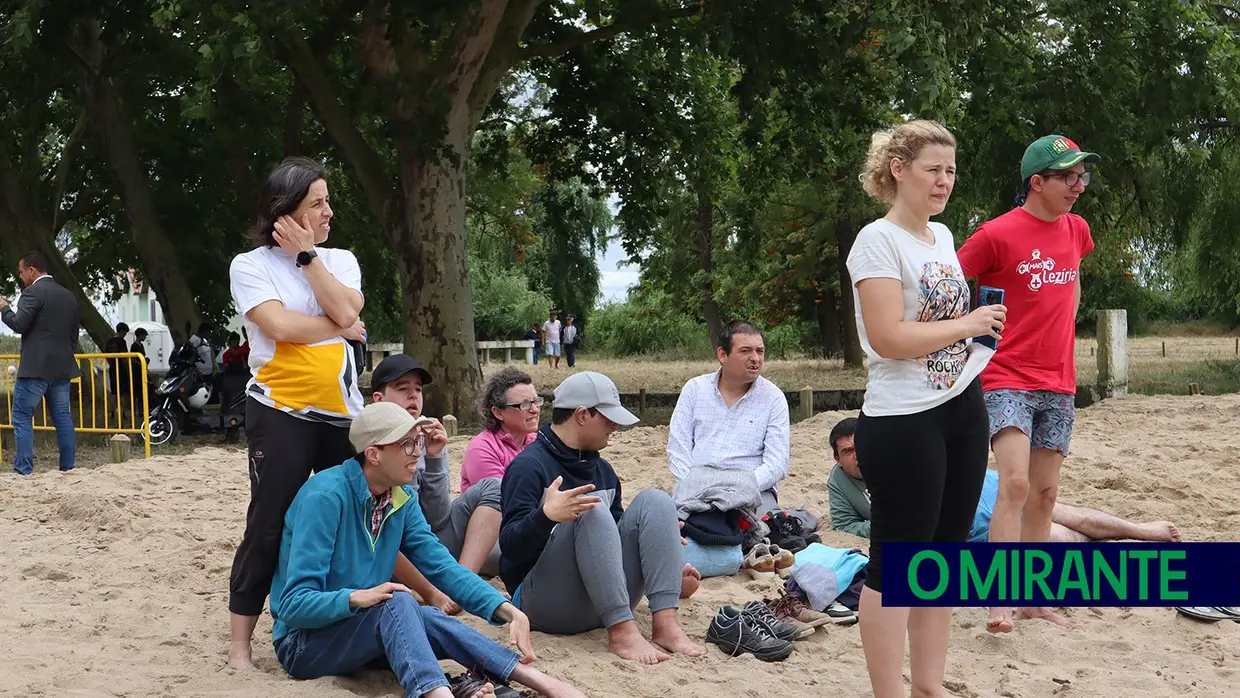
[{"left": 371, "top": 354, "right": 504, "bottom": 616}]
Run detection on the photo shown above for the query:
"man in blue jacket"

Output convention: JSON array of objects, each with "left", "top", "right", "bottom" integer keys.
[
  {"left": 499, "top": 371, "right": 706, "bottom": 665},
  {"left": 269, "top": 401, "right": 585, "bottom": 698}
]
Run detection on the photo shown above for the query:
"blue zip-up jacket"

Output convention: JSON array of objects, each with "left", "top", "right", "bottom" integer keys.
[
  {"left": 269, "top": 458, "right": 506, "bottom": 644},
  {"left": 498, "top": 424, "right": 624, "bottom": 594}
]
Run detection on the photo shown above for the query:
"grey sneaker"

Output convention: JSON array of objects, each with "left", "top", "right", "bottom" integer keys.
[
  {"left": 742, "top": 599, "right": 815, "bottom": 640},
  {"left": 706, "top": 605, "right": 795, "bottom": 661}
]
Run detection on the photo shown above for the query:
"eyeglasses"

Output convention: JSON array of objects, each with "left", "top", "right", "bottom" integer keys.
[
  {"left": 395, "top": 434, "right": 427, "bottom": 456},
  {"left": 499, "top": 396, "right": 544, "bottom": 411},
  {"left": 1040, "top": 171, "right": 1091, "bottom": 188}
]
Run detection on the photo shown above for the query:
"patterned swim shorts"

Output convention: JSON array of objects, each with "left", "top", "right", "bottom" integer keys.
[{"left": 983, "top": 389, "right": 1075, "bottom": 456}]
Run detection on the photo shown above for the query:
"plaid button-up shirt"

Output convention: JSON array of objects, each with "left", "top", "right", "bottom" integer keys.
[{"left": 370, "top": 489, "right": 392, "bottom": 539}]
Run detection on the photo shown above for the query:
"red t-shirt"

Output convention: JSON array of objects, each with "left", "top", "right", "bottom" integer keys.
[
  {"left": 956, "top": 207, "right": 1094, "bottom": 395},
  {"left": 222, "top": 345, "right": 250, "bottom": 369}
]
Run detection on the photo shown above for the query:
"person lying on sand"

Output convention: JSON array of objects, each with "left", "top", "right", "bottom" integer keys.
[
  {"left": 371, "top": 354, "right": 504, "bottom": 616},
  {"left": 826, "top": 417, "right": 1182, "bottom": 632},
  {"left": 499, "top": 372, "right": 707, "bottom": 665},
  {"left": 268, "top": 402, "right": 584, "bottom": 698}
]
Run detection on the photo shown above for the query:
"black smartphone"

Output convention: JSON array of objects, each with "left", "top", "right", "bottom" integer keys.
[{"left": 974, "top": 286, "right": 1005, "bottom": 350}]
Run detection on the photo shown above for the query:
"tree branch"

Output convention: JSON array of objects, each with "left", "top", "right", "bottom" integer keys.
[
  {"left": 278, "top": 30, "right": 394, "bottom": 224},
  {"left": 432, "top": 0, "right": 510, "bottom": 128},
  {"left": 468, "top": 0, "right": 544, "bottom": 126},
  {"left": 517, "top": 4, "right": 701, "bottom": 61},
  {"left": 55, "top": 194, "right": 110, "bottom": 234},
  {"left": 47, "top": 108, "right": 90, "bottom": 236}
]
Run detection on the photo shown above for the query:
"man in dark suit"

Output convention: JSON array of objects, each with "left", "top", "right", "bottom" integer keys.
[{"left": 0, "top": 250, "right": 82, "bottom": 475}]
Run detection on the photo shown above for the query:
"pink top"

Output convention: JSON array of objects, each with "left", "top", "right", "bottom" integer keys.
[{"left": 460, "top": 428, "right": 538, "bottom": 493}]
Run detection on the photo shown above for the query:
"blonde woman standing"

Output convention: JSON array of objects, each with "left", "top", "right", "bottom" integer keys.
[{"left": 846, "top": 120, "right": 1005, "bottom": 698}]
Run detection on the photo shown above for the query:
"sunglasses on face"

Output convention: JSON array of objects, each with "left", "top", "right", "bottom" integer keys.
[{"left": 499, "top": 396, "right": 544, "bottom": 411}]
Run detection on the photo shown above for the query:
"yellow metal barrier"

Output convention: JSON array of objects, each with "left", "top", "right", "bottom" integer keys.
[{"left": 0, "top": 353, "right": 152, "bottom": 461}]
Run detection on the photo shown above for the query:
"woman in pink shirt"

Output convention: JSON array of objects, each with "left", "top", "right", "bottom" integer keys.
[{"left": 461, "top": 366, "right": 541, "bottom": 492}]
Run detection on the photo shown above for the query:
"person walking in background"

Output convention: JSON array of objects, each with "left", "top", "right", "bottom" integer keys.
[
  {"left": 846, "top": 120, "right": 1004, "bottom": 698},
  {"left": 524, "top": 323, "right": 541, "bottom": 365},
  {"left": 542, "top": 311, "right": 562, "bottom": 369},
  {"left": 104, "top": 322, "right": 132, "bottom": 409},
  {"left": 130, "top": 327, "right": 148, "bottom": 363},
  {"left": 956, "top": 135, "right": 1100, "bottom": 634},
  {"left": 225, "top": 156, "right": 368, "bottom": 670},
  {"left": 189, "top": 322, "right": 216, "bottom": 376},
  {"left": 129, "top": 327, "right": 149, "bottom": 401},
  {"left": 220, "top": 331, "right": 249, "bottom": 374},
  {"left": 0, "top": 250, "right": 82, "bottom": 475},
  {"left": 562, "top": 314, "right": 578, "bottom": 368}
]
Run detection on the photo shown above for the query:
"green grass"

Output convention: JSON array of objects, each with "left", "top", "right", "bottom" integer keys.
[{"left": 1130, "top": 357, "right": 1240, "bottom": 396}]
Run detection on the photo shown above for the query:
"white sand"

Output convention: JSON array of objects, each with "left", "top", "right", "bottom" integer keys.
[{"left": 2, "top": 394, "right": 1239, "bottom": 697}]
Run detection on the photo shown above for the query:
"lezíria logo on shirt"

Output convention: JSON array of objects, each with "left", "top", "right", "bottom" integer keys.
[{"left": 1016, "top": 249, "right": 1078, "bottom": 292}]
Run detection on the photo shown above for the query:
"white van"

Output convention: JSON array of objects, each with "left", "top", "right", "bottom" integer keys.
[{"left": 127, "top": 321, "right": 177, "bottom": 375}]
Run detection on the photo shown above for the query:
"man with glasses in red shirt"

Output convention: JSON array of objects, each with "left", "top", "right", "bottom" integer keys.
[{"left": 956, "top": 135, "right": 1100, "bottom": 635}]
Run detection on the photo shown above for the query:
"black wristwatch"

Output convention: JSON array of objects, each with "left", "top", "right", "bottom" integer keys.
[{"left": 296, "top": 249, "right": 318, "bottom": 268}]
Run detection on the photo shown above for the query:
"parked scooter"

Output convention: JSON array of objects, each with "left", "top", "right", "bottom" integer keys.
[{"left": 145, "top": 347, "right": 246, "bottom": 446}]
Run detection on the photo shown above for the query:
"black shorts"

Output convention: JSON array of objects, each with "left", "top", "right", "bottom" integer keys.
[
  {"left": 228, "top": 398, "right": 355, "bottom": 616},
  {"left": 855, "top": 380, "right": 990, "bottom": 593}
]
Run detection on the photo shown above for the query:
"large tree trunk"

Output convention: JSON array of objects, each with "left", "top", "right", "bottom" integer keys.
[
  {"left": 391, "top": 131, "right": 481, "bottom": 419},
  {"left": 70, "top": 21, "right": 202, "bottom": 335},
  {"left": 697, "top": 188, "right": 722, "bottom": 346},
  {"left": 816, "top": 283, "right": 842, "bottom": 357},
  {"left": 0, "top": 155, "right": 113, "bottom": 349},
  {"left": 834, "top": 217, "right": 863, "bottom": 367}
]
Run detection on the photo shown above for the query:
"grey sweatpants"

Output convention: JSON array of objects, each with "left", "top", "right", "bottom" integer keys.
[
  {"left": 423, "top": 477, "right": 503, "bottom": 579},
  {"left": 516, "top": 488, "right": 684, "bottom": 635}
]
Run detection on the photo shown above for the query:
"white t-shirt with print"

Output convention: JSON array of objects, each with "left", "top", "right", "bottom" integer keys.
[
  {"left": 229, "top": 245, "right": 364, "bottom": 424},
  {"left": 846, "top": 218, "right": 993, "bottom": 417},
  {"left": 543, "top": 319, "right": 562, "bottom": 343}
]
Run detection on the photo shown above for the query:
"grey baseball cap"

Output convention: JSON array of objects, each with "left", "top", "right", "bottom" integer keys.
[{"left": 552, "top": 372, "right": 639, "bottom": 426}]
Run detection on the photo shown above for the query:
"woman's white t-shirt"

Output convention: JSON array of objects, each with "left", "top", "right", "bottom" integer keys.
[
  {"left": 229, "top": 245, "right": 364, "bottom": 425},
  {"left": 846, "top": 218, "right": 993, "bottom": 417}
]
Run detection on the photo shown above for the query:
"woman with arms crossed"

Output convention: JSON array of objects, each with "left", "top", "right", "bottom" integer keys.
[
  {"left": 226, "top": 157, "right": 368, "bottom": 668},
  {"left": 846, "top": 121, "right": 1005, "bottom": 698}
]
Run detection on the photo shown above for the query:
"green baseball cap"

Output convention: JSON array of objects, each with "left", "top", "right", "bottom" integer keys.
[{"left": 1020, "top": 135, "right": 1100, "bottom": 181}]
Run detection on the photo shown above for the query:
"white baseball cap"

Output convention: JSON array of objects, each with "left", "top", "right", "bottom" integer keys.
[{"left": 552, "top": 372, "right": 639, "bottom": 426}]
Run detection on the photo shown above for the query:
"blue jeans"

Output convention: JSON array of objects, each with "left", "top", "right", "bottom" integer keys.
[
  {"left": 275, "top": 594, "right": 519, "bottom": 697},
  {"left": 12, "top": 378, "right": 75, "bottom": 475}
]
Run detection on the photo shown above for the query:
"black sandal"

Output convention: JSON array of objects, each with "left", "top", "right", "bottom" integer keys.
[{"left": 448, "top": 671, "right": 521, "bottom": 698}]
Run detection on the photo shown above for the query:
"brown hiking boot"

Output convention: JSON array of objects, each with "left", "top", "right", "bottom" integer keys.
[{"left": 767, "top": 592, "right": 832, "bottom": 629}]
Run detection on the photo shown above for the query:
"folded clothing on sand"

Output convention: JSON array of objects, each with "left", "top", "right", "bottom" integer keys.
[
  {"left": 787, "top": 543, "right": 869, "bottom": 613},
  {"left": 683, "top": 538, "right": 743, "bottom": 578}
]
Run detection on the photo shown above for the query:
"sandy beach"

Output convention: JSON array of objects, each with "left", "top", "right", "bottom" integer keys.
[{"left": 2, "top": 394, "right": 1239, "bottom": 697}]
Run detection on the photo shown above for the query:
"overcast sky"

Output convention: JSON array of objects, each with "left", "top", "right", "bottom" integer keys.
[{"left": 597, "top": 235, "right": 638, "bottom": 305}]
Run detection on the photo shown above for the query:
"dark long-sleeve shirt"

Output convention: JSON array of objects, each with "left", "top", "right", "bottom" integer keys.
[{"left": 498, "top": 424, "right": 623, "bottom": 593}]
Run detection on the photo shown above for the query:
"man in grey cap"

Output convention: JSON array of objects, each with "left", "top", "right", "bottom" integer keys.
[
  {"left": 370, "top": 354, "right": 503, "bottom": 616},
  {"left": 498, "top": 371, "right": 705, "bottom": 664},
  {"left": 268, "top": 401, "right": 587, "bottom": 698}
]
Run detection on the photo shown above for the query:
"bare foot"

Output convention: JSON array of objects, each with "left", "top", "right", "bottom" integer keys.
[
  {"left": 227, "top": 642, "right": 256, "bottom": 670},
  {"left": 1138, "top": 521, "right": 1181, "bottom": 542},
  {"left": 986, "top": 608, "right": 1014, "bottom": 634},
  {"left": 428, "top": 591, "right": 461, "bottom": 616},
  {"left": 680, "top": 564, "right": 701, "bottom": 599},
  {"left": 607, "top": 622, "right": 670, "bottom": 665},
  {"left": 539, "top": 678, "right": 589, "bottom": 698},
  {"left": 1016, "top": 607, "right": 1075, "bottom": 628},
  {"left": 652, "top": 624, "right": 707, "bottom": 658}
]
